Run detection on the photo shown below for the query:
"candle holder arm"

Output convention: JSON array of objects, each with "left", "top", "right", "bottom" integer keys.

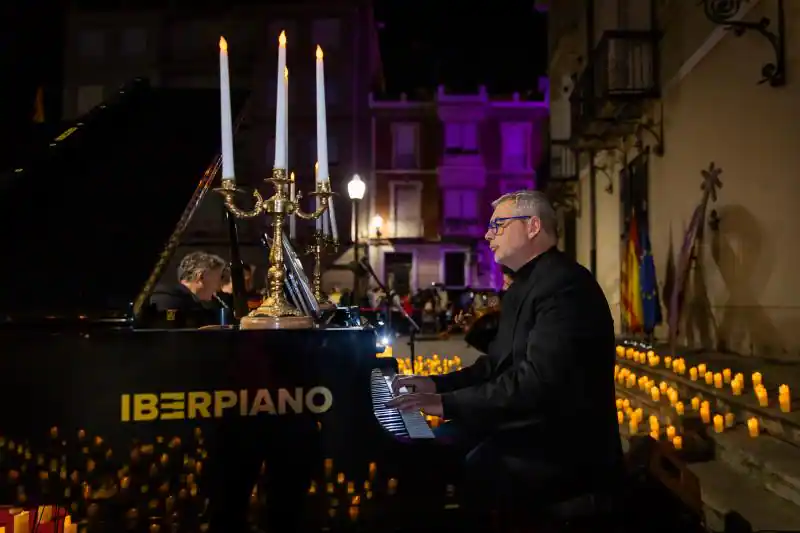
[
  {"left": 293, "top": 191, "right": 329, "bottom": 221},
  {"left": 213, "top": 181, "right": 265, "bottom": 218}
]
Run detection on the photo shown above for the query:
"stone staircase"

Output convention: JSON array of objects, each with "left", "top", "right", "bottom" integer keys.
[{"left": 616, "top": 341, "right": 800, "bottom": 532}]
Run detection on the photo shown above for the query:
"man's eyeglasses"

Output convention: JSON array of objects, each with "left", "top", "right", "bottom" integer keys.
[{"left": 487, "top": 216, "right": 531, "bottom": 234}]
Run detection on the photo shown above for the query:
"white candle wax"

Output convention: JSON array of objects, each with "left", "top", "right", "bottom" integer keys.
[
  {"left": 219, "top": 37, "right": 235, "bottom": 181},
  {"left": 315, "top": 163, "right": 322, "bottom": 232},
  {"left": 323, "top": 205, "right": 330, "bottom": 236},
  {"left": 274, "top": 31, "right": 287, "bottom": 169},
  {"left": 315, "top": 46, "right": 329, "bottom": 183},
  {"left": 289, "top": 172, "right": 296, "bottom": 240},
  {"left": 327, "top": 191, "right": 338, "bottom": 241}
]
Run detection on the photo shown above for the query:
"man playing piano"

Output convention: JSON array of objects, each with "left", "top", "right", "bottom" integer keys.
[
  {"left": 150, "top": 251, "right": 227, "bottom": 323},
  {"left": 389, "top": 190, "right": 623, "bottom": 529}
]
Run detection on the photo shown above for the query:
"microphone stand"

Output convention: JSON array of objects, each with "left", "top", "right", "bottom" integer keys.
[{"left": 357, "top": 257, "right": 421, "bottom": 374}]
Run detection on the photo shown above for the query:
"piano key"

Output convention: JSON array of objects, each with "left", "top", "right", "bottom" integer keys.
[{"left": 369, "top": 369, "right": 435, "bottom": 439}]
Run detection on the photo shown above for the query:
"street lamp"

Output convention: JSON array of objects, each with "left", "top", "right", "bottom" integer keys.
[
  {"left": 348, "top": 174, "right": 366, "bottom": 298},
  {"left": 371, "top": 214, "right": 383, "bottom": 239}
]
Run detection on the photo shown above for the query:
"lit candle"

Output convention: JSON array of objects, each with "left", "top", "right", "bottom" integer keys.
[
  {"left": 725, "top": 413, "right": 735, "bottom": 428},
  {"left": 315, "top": 46, "right": 329, "bottom": 190},
  {"left": 615, "top": 398, "right": 623, "bottom": 410},
  {"left": 713, "top": 414, "right": 724, "bottom": 433},
  {"left": 700, "top": 408, "right": 711, "bottom": 424},
  {"left": 666, "top": 425, "right": 676, "bottom": 440},
  {"left": 664, "top": 356, "right": 672, "bottom": 368},
  {"left": 623, "top": 399, "right": 631, "bottom": 410},
  {"left": 723, "top": 368, "right": 732, "bottom": 383},
  {"left": 735, "top": 373, "right": 744, "bottom": 385},
  {"left": 752, "top": 372, "right": 762, "bottom": 387},
  {"left": 672, "top": 436, "right": 683, "bottom": 450},
  {"left": 675, "top": 401, "right": 685, "bottom": 415},
  {"left": 668, "top": 389, "right": 678, "bottom": 406},
  {"left": 218, "top": 37, "right": 235, "bottom": 182},
  {"left": 747, "top": 417, "right": 759, "bottom": 437},
  {"left": 756, "top": 385, "right": 768, "bottom": 407},
  {"left": 779, "top": 393, "right": 791, "bottom": 413},
  {"left": 698, "top": 363, "right": 707, "bottom": 377},
  {"left": 634, "top": 408, "right": 643, "bottom": 422},
  {"left": 705, "top": 372, "right": 714, "bottom": 385},
  {"left": 731, "top": 378, "right": 742, "bottom": 396},
  {"left": 629, "top": 419, "right": 639, "bottom": 434},
  {"left": 689, "top": 367, "right": 698, "bottom": 381},
  {"left": 617, "top": 411, "right": 624, "bottom": 424},
  {"left": 691, "top": 397, "right": 700, "bottom": 411},
  {"left": 650, "top": 430, "right": 660, "bottom": 441},
  {"left": 779, "top": 384, "right": 790, "bottom": 397},
  {"left": 274, "top": 31, "right": 287, "bottom": 169},
  {"left": 650, "top": 386, "right": 660, "bottom": 402},
  {"left": 646, "top": 349, "right": 654, "bottom": 359},
  {"left": 652, "top": 355, "right": 660, "bottom": 367},
  {"left": 713, "top": 373, "right": 723, "bottom": 389},
  {"left": 625, "top": 348, "right": 634, "bottom": 359},
  {"left": 649, "top": 415, "right": 659, "bottom": 430},
  {"left": 289, "top": 172, "right": 296, "bottom": 239},
  {"left": 616, "top": 346, "right": 624, "bottom": 357}
]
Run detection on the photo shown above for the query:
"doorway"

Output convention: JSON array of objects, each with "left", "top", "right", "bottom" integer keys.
[{"left": 384, "top": 252, "right": 413, "bottom": 295}]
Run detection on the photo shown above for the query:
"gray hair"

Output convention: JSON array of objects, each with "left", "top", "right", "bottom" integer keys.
[
  {"left": 491, "top": 190, "right": 558, "bottom": 235},
  {"left": 178, "top": 251, "right": 226, "bottom": 282}
]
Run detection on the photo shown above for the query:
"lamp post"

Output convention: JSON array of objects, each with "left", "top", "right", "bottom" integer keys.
[{"left": 347, "top": 174, "right": 366, "bottom": 299}]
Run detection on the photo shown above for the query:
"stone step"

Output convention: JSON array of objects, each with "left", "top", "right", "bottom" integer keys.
[
  {"left": 616, "top": 371, "right": 800, "bottom": 509},
  {"left": 618, "top": 407, "right": 800, "bottom": 532}
]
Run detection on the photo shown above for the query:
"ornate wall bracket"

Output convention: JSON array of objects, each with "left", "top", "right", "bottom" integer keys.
[
  {"left": 699, "top": 0, "right": 786, "bottom": 87},
  {"left": 635, "top": 117, "right": 664, "bottom": 156}
]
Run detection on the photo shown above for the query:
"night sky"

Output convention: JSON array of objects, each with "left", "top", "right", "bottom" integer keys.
[{"left": 1, "top": 0, "right": 546, "bottom": 138}]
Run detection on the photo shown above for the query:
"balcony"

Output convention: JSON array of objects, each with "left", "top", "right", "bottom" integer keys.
[
  {"left": 442, "top": 218, "right": 484, "bottom": 238},
  {"left": 570, "top": 30, "right": 659, "bottom": 150},
  {"left": 438, "top": 149, "right": 486, "bottom": 189}
]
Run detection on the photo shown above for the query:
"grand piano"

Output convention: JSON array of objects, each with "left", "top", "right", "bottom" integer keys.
[{"left": 0, "top": 81, "right": 455, "bottom": 533}]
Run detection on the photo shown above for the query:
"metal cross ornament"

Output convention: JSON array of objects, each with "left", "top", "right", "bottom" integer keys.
[{"left": 700, "top": 162, "right": 723, "bottom": 202}]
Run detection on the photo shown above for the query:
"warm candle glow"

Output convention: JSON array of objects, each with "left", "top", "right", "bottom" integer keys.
[
  {"left": 650, "top": 387, "right": 660, "bottom": 402},
  {"left": 725, "top": 413, "right": 735, "bottom": 428},
  {"left": 752, "top": 372, "right": 762, "bottom": 387},
  {"left": 290, "top": 171, "right": 295, "bottom": 182},
  {"left": 713, "top": 414, "right": 724, "bottom": 433},
  {"left": 279, "top": 31, "right": 287, "bottom": 47},
  {"left": 672, "top": 436, "right": 683, "bottom": 450},
  {"left": 747, "top": 417, "right": 759, "bottom": 437},
  {"left": 698, "top": 363, "right": 707, "bottom": 377},
  {"left": 666, "top": 426, "right": 676, "bottom": 440},
  {"left": 675, "top": 401, "right": 685, "bottom": 415},
  {"left": 219, "top": 36, "right": 228, "bottom": 52},
  {"left": 723, "top": 368, "right": 732, "bottom": 383},
  {"left": 691, "top": 397, "right": 700, "bottom": 410},
  {"left": 689, "top": 367, "right": 698, "bottom": 381},
  {"left": 316, "top": 45, "right": 324, "bottom": 60}
]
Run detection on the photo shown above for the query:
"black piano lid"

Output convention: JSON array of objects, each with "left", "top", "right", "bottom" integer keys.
[{"left": 0, "top": 84, "right": 250, "bottom": 324}]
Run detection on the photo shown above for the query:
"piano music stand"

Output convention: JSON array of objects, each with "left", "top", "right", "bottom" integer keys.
[{"left": 357, "top": 258, "right": 422, "bottom": 374}]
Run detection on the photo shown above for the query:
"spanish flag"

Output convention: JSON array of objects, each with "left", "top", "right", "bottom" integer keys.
[
  {"left": 32, "top": 86, "right": 45, "bottom": 123},
  {"left": 622, "top": 212, "right": 643, "bottom": 332}
]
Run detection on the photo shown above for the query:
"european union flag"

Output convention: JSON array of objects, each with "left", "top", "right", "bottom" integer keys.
[{"left": 639, "top": 222, "right": 662, "bottom": 334}]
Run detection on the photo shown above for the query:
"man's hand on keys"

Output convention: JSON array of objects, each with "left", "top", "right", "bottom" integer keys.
[{"left": 391, "top": 375, "right": 436, "bottom": 395}]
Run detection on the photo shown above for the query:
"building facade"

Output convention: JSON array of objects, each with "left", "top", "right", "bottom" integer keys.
[
  {"left": 62, "top": 2, "right": 381, "bottom": 248},
  {"left": 547, "top": 0, "right": 800, "bottom": 358},
  {"left": 354, "top": 83, "right": 548, "bottom": 294}
]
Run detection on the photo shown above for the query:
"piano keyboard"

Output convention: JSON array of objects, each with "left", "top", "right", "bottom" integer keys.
[{"left": 370, "top": 369, "right": 435, "bottom": 439}]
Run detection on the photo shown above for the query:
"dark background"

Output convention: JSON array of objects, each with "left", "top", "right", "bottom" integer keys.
[{"left": 1, "top": 0, "right": 547, "bottom": 134}]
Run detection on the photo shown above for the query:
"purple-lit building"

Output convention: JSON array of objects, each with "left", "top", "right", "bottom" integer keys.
[{"left": 363, "top": 82, "right": 549, "bottom": 293}]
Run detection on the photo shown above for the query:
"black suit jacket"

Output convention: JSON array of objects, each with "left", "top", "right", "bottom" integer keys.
[{"left": 432, "top": 248, "right": 623, "bottom": 486}]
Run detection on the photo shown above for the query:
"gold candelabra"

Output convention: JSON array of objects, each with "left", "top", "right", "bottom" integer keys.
[
  {"left": 215, "top": 168, "right": 329, "bottom": 329},
  {"left": 306, "top": 230, "right": 339, "bottom": 308}
]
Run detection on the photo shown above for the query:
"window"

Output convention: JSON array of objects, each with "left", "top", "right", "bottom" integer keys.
[
  {"left": 76, "top": 85, "right": 104, "bottom": 115},
  {"left": 500, "top": 178, "right": 535, "bottom": 195},
  {"left": 444, "top": 122, "right": 478, "bottom": 153},
  {"left": 390, "top": 182, "right": 422, "bottom": 238},
  {"left": 443, "top": 190, "right": 478, "bottom": 220},
  {"left": 78, "top": 30, "right": 105, "bottom": 58},
  {"left": 312, "top": 18, "right": 341, "bottom": 49},
  {"left": 392, "top": 123, "right": 418, "bottom": 169},
  {"left": 501, "top": 123, "right": 531, "bottom": 171},
  {"left": 443, "top": 252, "right": 467, "bottom": 287},
  {"left": 121, "top": 28, "right": 147, "bottom": 56}
]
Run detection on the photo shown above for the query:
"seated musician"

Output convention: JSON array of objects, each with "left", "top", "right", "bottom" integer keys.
[
  {"left": 389, "top": 190, "right": 623, "bottom": 527},
  {"left": 150, "top": 251, "right": 227, "bottom": 324}
]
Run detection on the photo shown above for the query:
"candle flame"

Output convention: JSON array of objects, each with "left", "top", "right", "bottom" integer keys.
[
  {"left": 219, "top": 37, "right": 228, "bottom": 52},
  {"left": 284, "top": 67, "right": 288, "bottom": 79},
  {"left": 279, "top": 31, "right": 287, "bottom": 47},
  {"left": 315, "top": 161, "right": 319, "bottom": 172},
  {"left": 290, "top": 171, "right": 295, "bottom": 182},
  {"left": 316, "top": 46, "right": 323, "bottom": 60}
]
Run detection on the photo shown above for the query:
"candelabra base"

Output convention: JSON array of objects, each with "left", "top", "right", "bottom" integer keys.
[
  {"left": 240, "top": 315, "right": 314, "bottom": 330},
  {"left": 239, "top": 295, "right": 314, "bottom": 330}
]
